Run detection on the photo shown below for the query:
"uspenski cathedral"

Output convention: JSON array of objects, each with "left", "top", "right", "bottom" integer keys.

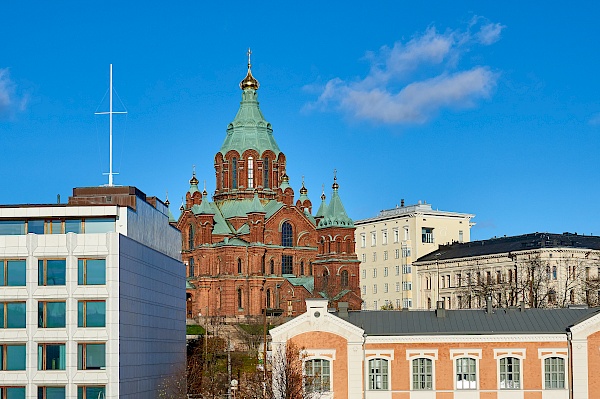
[{"left": 177, "top": 53, "right": 361, "bottom": 319}]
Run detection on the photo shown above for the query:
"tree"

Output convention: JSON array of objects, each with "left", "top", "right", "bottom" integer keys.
[{"left": 270, "top": 341, "right": 325, "bottom": 399}]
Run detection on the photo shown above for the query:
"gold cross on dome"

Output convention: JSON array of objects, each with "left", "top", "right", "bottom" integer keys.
[{"left": 247, "top": 48, "right": 252, "bottom": 68}]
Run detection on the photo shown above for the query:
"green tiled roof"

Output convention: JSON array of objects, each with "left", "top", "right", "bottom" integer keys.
[
  {"left": 317, "top": 182, "right": 353, "bottom": 229},
  {"left": 285, "top": 276, "right": 314, "bottom": 293},
  {"left": 237, "top": 223, "right": 250, "bottom": 235},
  {"left": 219, "top": 83, "right": 281, "bottom": 157}
]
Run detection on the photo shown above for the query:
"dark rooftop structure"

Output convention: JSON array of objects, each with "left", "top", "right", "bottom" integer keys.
[
  {"left": 416, "top": 232, "right": 600, "bottom": 262},
  {"left": 336, "top": 307, "right": 600, "bottom": 336}
]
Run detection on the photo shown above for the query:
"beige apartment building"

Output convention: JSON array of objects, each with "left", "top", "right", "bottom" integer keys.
[
  {"left": 414, "top": 232, "right": 600, "bottom": 310},
  {"left": 355, "top": 201, "right": 474, "bottom": 310}
]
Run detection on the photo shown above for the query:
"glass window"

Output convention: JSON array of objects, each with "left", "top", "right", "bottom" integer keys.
[
  {"left": 188, "top": 225, "right": 194, "bottom": 250},
  {"left": 78, "top": 301, "right": 106, "bottom": 328},
  {"left": 28, "top": 220, "right": 45, "bottom": 234},
  {"left": 456, "top": 357, "right": 477, "bottom": 389},
  {"left": 1, "top": 387, "right": 25, "bottom": 399},
  {"left": 0, "top": 302, "right": 26, "bottom": 328},
  {"left": 382, "top": 230, "right": 388, "bottom": 245},
  {"left": 0, "top": 260, "right": 26, "bottom": 286},
  {"left": 189, "top": 258, "right": 195, "bottom": 277},
  {"left": 37, "top": 387, "right": 65, "bottom": 399},
  {"left": 247, "top": 157, "right": 254, "bottom": 188},
  {"left": 48, "top": 220, "right": 62, "bottom": 234},
  {"left": 0, "top": 221, "right": 26, "bottom": 235},
  {"left": 281, "top": 222, "right": 293, "bottom": 247},
  {"left": 0, "top": 345, "right": 26, "bottom": 370},
  {"left": 341, "top": 270, "right": 349, "bottom": 287},
  {"left": 232, "top": 157, "right": 238, "bottom": 189},
  {"left": 38, "top": 344, "right": 66, "bottom": 370},
  {"left": 38, "top": 259, "right": 66, "bottom": 286},
  {"left": 412, "top": 358, "right": 433, "bottom": 390},
  {"left": 281, "top": 255, "right": 293, "bottom": 275},
  {"left": 38, "top": 302, "right": 66, "bottom": 328},
  {"left": 499, "top": 357, "right": 520, "bottom": 389},
  {"left": 84, "top": 219, "right": 114, "bottom": 234},
  {"left": 77, "top": 386, "right": 105, "bottom": 399},
  {"left": 369, "top": 358, "right": 389, "bottom": 390},
  {"left": 78, "top": 343, "right": 106, "bottom": 370},
  {"left": 544, "top": 357, "right": 565, "bottom": 389},
  {"left": 393, "top": 229, "right": 399, "bottom": 243},
  {"left": 360, "top": 234, "right": 366, "bottom": 248},
  {"left": 263, "top": 157, "right": 270, "bottom": 189},
  {"left": 65, "top": 219, "right": 82, "bottom": 234},
  {"left": 395, "top": 249, "right": 400, "bottom": 259},
  {"left": 384, "top": 267, "right": 388, "bottom": 277},
  {"left": 422, "top": 227, "right": 434, "bottom": 243},
  {"left": 305, "top": 359, "right": 330, "bottom": 392},
  {"left": 383, "top": 251, "right": 388, "bottom": 261},
  {"left": 384, "top": 283, "right": 388, "bottom": 293},
  {"left": 362, "top": 254, "right": 366, "bottom": 262},
  {"left": 78, "top": 259, "right": 106, "bottom": 285}
]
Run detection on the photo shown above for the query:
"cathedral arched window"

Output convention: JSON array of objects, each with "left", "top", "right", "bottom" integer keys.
[
  {"left": 261, "top": 255, "right": 266, "bottom": 275},
  {"left": 237, "top": 288, "right": 243, "bottom": 309},
  {"left": 237, "top": 258, "right": 242, "bottom": 274},
  {"left": 189, "top": 258, "right": 195, "bottom": 277},
  {"left": 322, "top": 270, "right": 329, "bottom": 288},
  {"left": 232, "top": 157, "right": 238, "bottom": 189},
  {"left": 188, "top": 225, "right": 195, "bottom": 250},
  {"left": 270, "top": 259, "right": 275, "bottom": 275},
  {"left": 341, "top": 270, "right": 349, "bottom": 287},
  {"left": 247, "top": 157, "right": 254, "bottom": 188},
  {"left": 266, "top": 289, "right": 271, "bottom": 308},
  {"left": 309, "top": 262, "right": 313, "bottom": 275},
  {"left": 263, "top": 157, "right": 270, "bottom": 188},
  {"left": 300, "top": 261, "right": 305, "bottom": 276},
  {"left": 281, "top": 222, "right": 293, "bottom": 247}
]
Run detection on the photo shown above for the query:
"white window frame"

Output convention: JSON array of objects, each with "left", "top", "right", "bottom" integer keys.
[
  {"left": 384, "top": 283, "right": 388, "bottom": 293},
  {"left": 494, "top": 349, "right": 525, "bottom": 390},
  {"left": 382, "top": 229, "right": 388, "bottom": 245},
  {"left": 450, "top": 349, "right": 481, "bottom": 390},
  {"left": 406, "top": 350, "right": 438, "bottom": 391},
  {"left": 371, "top": 232, "right": 376, "bottom": 247},
  {"left": 393, "top": 228, "right": 399, "bottom": 243},
  {"left": 303, "top": 350, "right": 335, "bottom": 394},
  {"left": 360, "top": 234, "right": 366, "bottom": 248},
  {"left": 383, "top": 267, "right": 388, "bottom": 277},
  {"left": 366, "top": 350, "right": 394, "bottom": 391},
  {"left": 538, "top": 349, "right": 568, "bottom": 390}
]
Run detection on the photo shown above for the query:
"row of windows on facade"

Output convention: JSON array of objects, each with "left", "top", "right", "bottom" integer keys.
[
  {"left": 0, "top": 342, "right": 106, "bottom": 371},
  {"left": 361, "top": 281, "right": 412, "bottom": 295},
  {"left": 0, "top": 219, "right": 115, "bottom": 236},
  {"left": 219, "top": 156, "right": 274, "bottom": 190},
  {"left": 187, "top": 255, "right": 314, "bottom": 277},
  {"left": 305, "top": 356, "right": 566, "bottom": 392},
  {"left": 0, "top": 386, "right": 104, "bottom": 399},
  {"left": 363, "top": 298, "right": 414, "bottom": 309},
  {"left": 360, "top": 227, "right": 461, "bottom": 247},
  {"left": 0, "top": 299, "right": 105, "bottom": 328},
  {"left": 360, "top": 249, "right": 411, "bottom": 263},
  {"left": 187, "top": 221, "right": 296, "bottom": 250},
  {"left": 362, "top": 265, "right": 412, "bottom": 279},
  {"left": 0, "top": 259, "right": 105, "bottom": 286}
]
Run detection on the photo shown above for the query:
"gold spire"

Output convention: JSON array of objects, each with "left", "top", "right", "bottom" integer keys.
[
  {"left": 190, "top": 165, "right": 199, "bottom": 186},
  {"left": 300, "top": 175, "right": 308, "bottom": 195},
  {"left": 332, "top": 169, "right": 339, "bottom": 190},
  {"left": 240, "top": 48, "right": 259, "bottom": 90}
]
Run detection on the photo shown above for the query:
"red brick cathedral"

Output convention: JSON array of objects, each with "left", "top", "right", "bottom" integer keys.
[{"left": 178, "top": 57, "right": 361, "bottom": 319}]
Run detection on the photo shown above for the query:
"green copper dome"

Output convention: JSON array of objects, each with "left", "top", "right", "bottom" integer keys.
[{"left": 219, "top": 57, "right": 281, "bottom": 157}]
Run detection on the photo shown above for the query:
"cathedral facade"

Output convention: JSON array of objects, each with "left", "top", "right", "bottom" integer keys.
[{"left": 178, "top": 58, "right": 361, "bottom": 320}]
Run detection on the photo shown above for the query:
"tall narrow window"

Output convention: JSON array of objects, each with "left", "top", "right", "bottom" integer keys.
[
  {"left": 499, "top": 357, "right": 520, "bottom": 389},
  {"left": 189, "top": 258, "right": 195, "bottom": 277},
  {"left": 412, "top": 358, "right": 433, "bottom": 390},
  {"left": 282, "top": 222, "right": 293, "bottom": 247},
  {"left": 456, "top": 358, "right": 477, "bottom": 389},
  {"left": 261, "top": 256, "right": 266, "bottom": 275},
  {"left": 341, "top": 270, "right": 349, "bottom": 287},
  {"left": 188, "top": 225, "right": 194, "bottom": 250},
  {"left": 300, "top": 261, "right": 305, "bottom": 276},
  {"left": 247, "top": 157, "right": 254, "bottom": 188},
  {"left": 266, "top": 289, "right": 271, "bottom": 308},
  {"left": 232, "top": 157, "right": 238, "bottom": 189},
  {"left": 270, "top": 259, "right": 275, "bottom": 275},
  {"left": 237, "top": 259, "right": 242, "bottom": 274},
  {"left": 322, "top": 270, "right": 329, "bottom": 288},
  {"left": 282, "top": 255, "right": 293, "bottom": 275},
  {"left": 263, "top": 157, "right": 270, "bottom": 188},
  {"left": 544, "top": 357, "right": 565, "bottom": 389},
  {"left": 368, "top": 358, "right": 389, "bottom": 390},
  {"left": 237, "top": 288, "right": 243, "bottom": 309}
]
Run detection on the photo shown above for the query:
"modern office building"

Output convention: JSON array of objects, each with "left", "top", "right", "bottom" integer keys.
[
  {"left": 271, "top": 298, "right": 600, "bottom": 399},
  {"left": 355, "top": 201, "right": 474, "bottom": 310},
  {"left": 0, "top": 186, "right": 185, "bottom": 399},
  {"left": 414, "top": 232, "right": 600, "bottom": 310}
]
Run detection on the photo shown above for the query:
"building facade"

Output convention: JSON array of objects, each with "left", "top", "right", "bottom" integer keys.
[
  {"left": 0, "top": 186, "right": 185, "bottom": 399},
  {"left": 271, "top": 298, "right": 600, "bottom": 399},
  {"left": 355, "top": 201, "right": 474, "bottom": 310},
  {"left": 414, "top": 232, "right": 600, "bottom": 310},
  {"left": 179, "top": 58, "right": 361, "bottom": 320}
]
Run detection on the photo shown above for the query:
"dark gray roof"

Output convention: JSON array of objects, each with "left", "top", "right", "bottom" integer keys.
[
  {"left": 417, "top": 232, "right": 600, "bottom": 262},
  {"left": 338, "top": 307, "right": 600, "bottom": 336}
]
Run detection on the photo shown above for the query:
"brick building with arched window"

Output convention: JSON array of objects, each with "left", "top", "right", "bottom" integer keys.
[{"left": 177, "top": 57, "right": 361, "bottom": 320}]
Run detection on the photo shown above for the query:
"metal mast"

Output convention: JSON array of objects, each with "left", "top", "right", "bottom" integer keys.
[{"left": 95, "top": 64, "right": 127, "bottom": 186}]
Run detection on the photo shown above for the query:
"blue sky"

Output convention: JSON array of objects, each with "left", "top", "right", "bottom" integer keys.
[{"left": 1, "top": 2, "right": 599, "bottom": 241}]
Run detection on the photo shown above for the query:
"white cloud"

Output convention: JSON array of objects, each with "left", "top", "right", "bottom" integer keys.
[
  {"left": 0, "top": 68, "right": 27, "bottom": 119},
  {"left": 307, "top": 17, "right": 503, "bottom": 124}
]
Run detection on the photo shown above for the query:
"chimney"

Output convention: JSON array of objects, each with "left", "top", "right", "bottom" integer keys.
[
  {"left": 486, "top": 296, "right": 493, "bottom": 314},
  {"left": 338, "top": 302, "right": 349, "bottom": 319},
  {"left": 401, "top": 199, "right": 405, "bottom": 207},
  {"left": 519, "top": 301, "right": 526, "bottom": 312},
  {"left": 435, "top": 300, "right": 446, "bottom": 318}
]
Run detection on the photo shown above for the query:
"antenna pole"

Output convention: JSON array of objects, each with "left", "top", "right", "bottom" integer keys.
[{"left": 109, "top": 64, "right": 113, "bottom": 187}]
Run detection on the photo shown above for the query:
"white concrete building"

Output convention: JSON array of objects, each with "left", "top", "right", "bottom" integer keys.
[
  {"left": 355, "top": 201, "right": 474, "bottom": 310},
  {"left": 0, "top": 186, "right": 185, "bottom": 399}
]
